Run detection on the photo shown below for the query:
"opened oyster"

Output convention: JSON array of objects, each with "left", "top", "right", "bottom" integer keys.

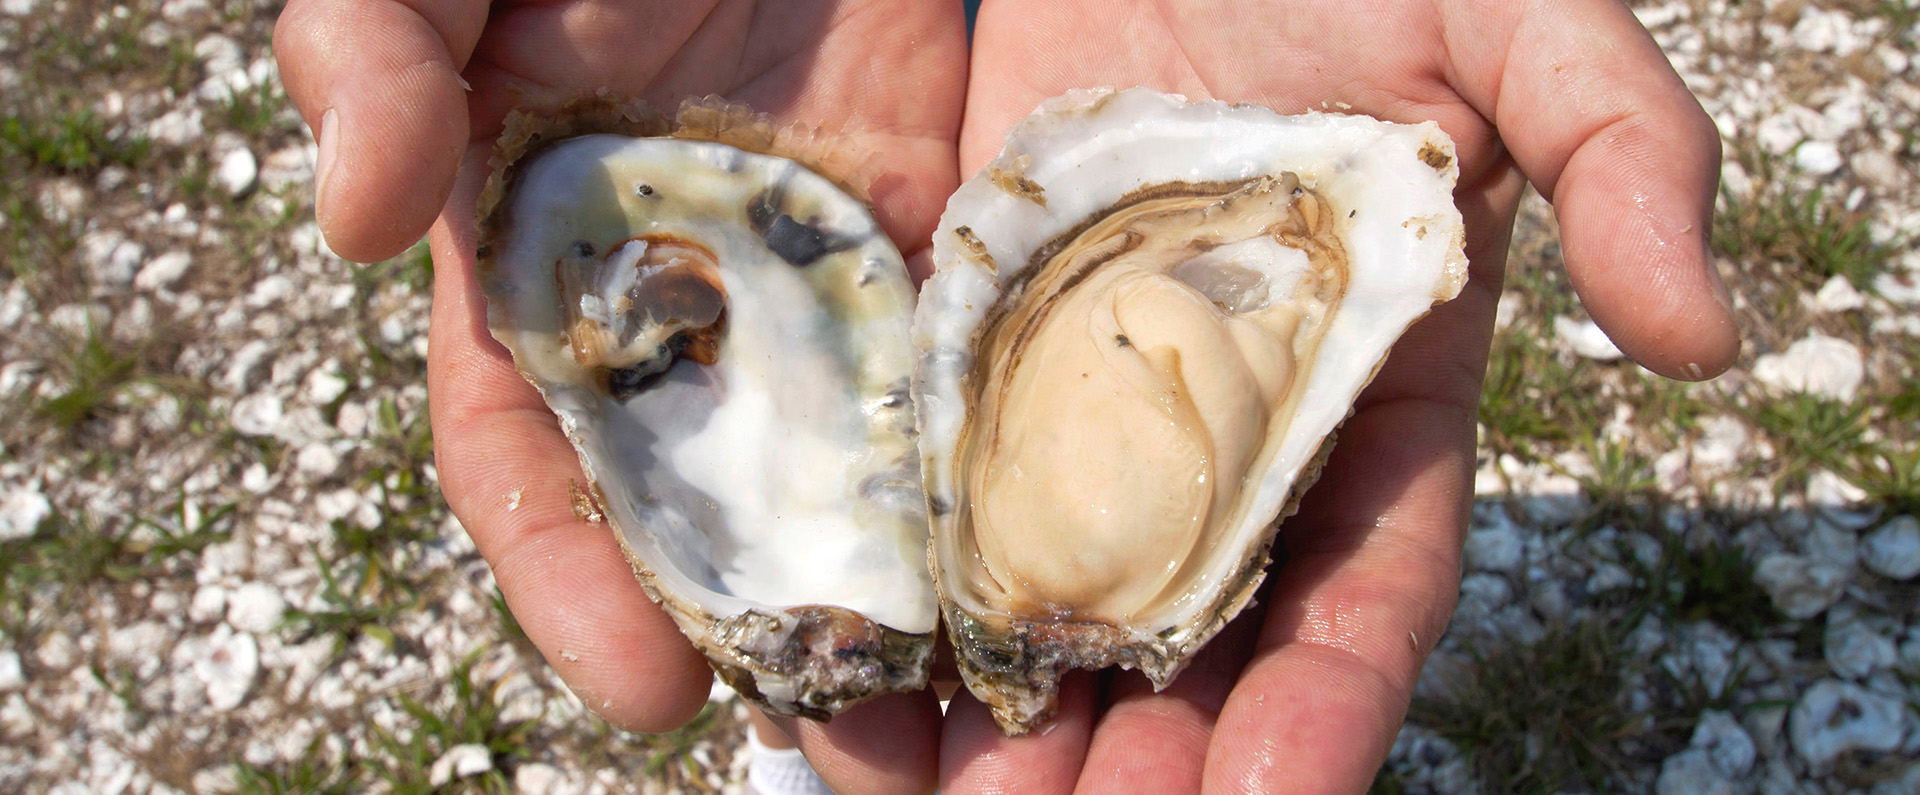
[
  {"left": 915, "top": 88, "right": 1469, "bottom": 732},
  {"left": 477, "top": 89, "right": 1467, "bottom": 731},
  {"left": 477, "top": 100, "right": 936, "bottom": 719}
]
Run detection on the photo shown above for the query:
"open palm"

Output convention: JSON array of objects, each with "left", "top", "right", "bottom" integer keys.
[
  {"left": 276, "top": 1, "right": 966, "bottom": 791},
  {"left": 926, "top": 1, "right": 1738, "bottom": 793},
  {"left": 276, "top": 0, "right": 1739, "bottom": 792}
]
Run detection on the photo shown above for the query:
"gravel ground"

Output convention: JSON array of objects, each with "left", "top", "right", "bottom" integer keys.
[{"left": 0, "top": 0, "right": 1915, "bottom": 793}]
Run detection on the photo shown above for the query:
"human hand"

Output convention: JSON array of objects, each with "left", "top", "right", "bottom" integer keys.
[
  {"left": 913, "top": 1, "right": 1739, "bottom": 792},
  {"left": 274, "top": 2, "right": 968, "bottom": 791}
]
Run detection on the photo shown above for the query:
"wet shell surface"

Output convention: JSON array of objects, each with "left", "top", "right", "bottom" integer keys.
[
  {"left": 477, "top": 99, "right": 935, "bottom": 720},
  {"left": 915, "top": 87, "right": 1469, "bottom": 733}
]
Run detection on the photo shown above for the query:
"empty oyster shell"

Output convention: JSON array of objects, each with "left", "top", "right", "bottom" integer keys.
[
  {"left": 477, "top": 99, "right": 935, "bottom": 719},
  {"left": 915, "top": 88, "right": 1469, "bottom": 733}
]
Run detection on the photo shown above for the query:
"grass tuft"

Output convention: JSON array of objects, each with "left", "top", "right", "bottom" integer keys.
[
  {"left": 369, "top": 650, "right": 542, "bottom": 794},
  {"left": 0, "top": 111, "right": 151, "bottom": 174},
  {"left": 1605, "top": 529, "right": 1780, "bottom": 640},
  {"left": 1572, "top": 438, "right": 1658, "bottom": 526},
  {"left": 234, "top": 738, "right": 357, "bottom": 795},
  {"left": 220, "top": 80, "right": 289, "bottom": 139},
  {"left": 281, "top": 536, "right": 418, "bottom": 652},
  {"left": 1848, "top": 446, "right": 1920, "bottom": 517},
  {"left": 1752, "top": 394, "right": 1868, "bottom": 490},
  {"left": 1713, "top": 150, "right": 1899, "bottom": 290},
  {"left": 0, "top": 500, "right": 233, "bottom": 636},
  {"left": 1411, "top": 619, "right": 1677, "bottom": 794},
  {"left": 34, "top": 323, "right": 142, "bottom": 430},
  {"left": 1479, "top": 333, "right": 1578, "bottom": 462}
]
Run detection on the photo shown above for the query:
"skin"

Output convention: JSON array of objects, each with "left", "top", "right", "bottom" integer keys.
[{"left": 274, "top": 1, "right": 1739, "bottom": 792}]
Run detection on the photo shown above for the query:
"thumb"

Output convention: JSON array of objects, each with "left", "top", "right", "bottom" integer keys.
[{"left": 274, "top": 0, "right": 486, "bottom": 263}]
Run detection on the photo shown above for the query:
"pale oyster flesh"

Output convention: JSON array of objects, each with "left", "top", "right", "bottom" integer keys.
[
  {"left": 915, "top": 88, "right": 1469, "bottom": 732},
  {"left": 479, "top": 103, "right": 935, "bottom": 719}
]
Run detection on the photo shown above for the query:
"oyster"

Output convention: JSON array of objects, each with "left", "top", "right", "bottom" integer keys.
[
  {"left": 915, "top": 88, "right": 1469, "bottom": 732},
  {"left": 477, "top": 100, "right": 935, "bottom": 719}
]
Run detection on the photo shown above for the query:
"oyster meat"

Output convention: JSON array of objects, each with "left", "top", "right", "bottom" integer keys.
[
  {"left": 478, "top": 100, "right": 935, "bottom": 719},
  {"left": 915, "top": 88, "right": 1469, "bottom": 732}
]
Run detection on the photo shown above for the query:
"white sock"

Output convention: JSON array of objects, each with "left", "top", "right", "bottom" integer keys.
[{"left": 746, "top": 725, "right": 835, "bottom": 795}]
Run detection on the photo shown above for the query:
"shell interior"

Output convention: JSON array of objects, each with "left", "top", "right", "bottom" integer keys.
[
  {"left": 915, "top": 87, "right": 1469, "bottom": 731},
  {"left": 479, "top": 103, "right": 936, "bottom": 718}
]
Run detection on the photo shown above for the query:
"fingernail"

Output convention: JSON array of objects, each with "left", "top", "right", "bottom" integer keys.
[{"left": 315, "top": 107, "right": 338, "bottom": 218}]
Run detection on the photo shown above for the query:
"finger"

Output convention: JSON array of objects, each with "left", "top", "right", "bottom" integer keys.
[
  {"left": 427, "top": 143, "right": 711, "bottom": 731},
  {"left": 1070, "top": 604, "right": 1264, "bottom": 794},
  {"left": 772, "top": 691, "right": 943, "bottom": 795},
  {"left": 1201, "top": 255, "right": 1497, "bottom": 791},
  {"left": 275, "top": 0, "right": 487, "bottom": 262},
  {"left": 941, "top": 673, "right": 1098, "bottom": 795},
  {"left": 467, "top": 0, "right": 967, "bottom": 253},
  {"left": 962, "top": 0, "right": 1207, "bottom": 173},
  {"left": 1204, "top": 406, "right": 1472, "bottom": 792},
  {"left": 1447, "top": 0, "right": 1736, "bottom": 380}
]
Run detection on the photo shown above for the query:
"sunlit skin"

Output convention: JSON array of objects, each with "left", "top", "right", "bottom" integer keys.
[{"left": 274, "top": 1, "right": 1738, "bottom": 792}]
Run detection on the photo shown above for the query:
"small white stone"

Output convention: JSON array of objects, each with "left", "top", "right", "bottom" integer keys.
[
  {"left": 1753, "top": 553, "right": 1850, "bottom": 619},
  {"left": 1655, "top": 749, "right": 1737, "bottom": 795},
  {"left": 515, "top": 763, "right": 567, "bottom": 795},
  {"left": 295, "top": 443, "right": 341, "bottom": 479},
  {"left": 48, "top": 302, "right": 109, "bottom": 338},
  {"left": 1861, "top": 516, "right": 1920, "bottom": 580},
  {"left": 1809, "top": 275, "right": 1863, "bottom": 313},
  {"left": 246, "top": 274, "right": 295, "bottom": 308},
  {"left": 240, "top": 463, "right": 272, "bottom": 494},
  {"left": 1751, "top": 332, "right": 1864, "bottom": 402},
  {"left": 1464, "top": 519, "right": 1526, "bottom": 574},
  {"left": 216, "top": 147, "right": 258, "bottom": 197},
  {"left": 1879, "top": 41, "right": 1911, "bottom": 75},
  {"left": 1668, "top": 622, "right": 1741, "bottom": 700},
  {"left": 1876, "top": 270, "right": 1920, "bottom": 306},
  {"left": 80, "top": 230, "right": 143, "bottom": 288},
  {"left": 0, "top": 650, "right": 23, "bottom": 691},
  {"left": 230, "top": 393, "right": 284, "bottom": 437},
  {"left": 191, "top": 625, "right": 259, "bottom": 711},
  {"left": 162, "top": 0, "right": 209, "bottom": 20},
  {"left": 1826, "top": 613, "right": 1898, "bottom": 680},
  {"left": 1633, "top": 3, "right": 1686, "bottom": 28},
  {"left": 147, "top": 105, "right": 204, "bottom": 148},
  {"left": 1457, "top": 573, "right": 1513, "bottom": 621},
  {"left": 1586, "top": 561, "right": 1634, "bottom": 594},
  {"left": 1793, "top": 140, "right": 1844, "bottom": 175},
  {"left": 0, "top": 485, "right": 51, "bottom": 541},
  {"left": 1797, "top": 510, "right": 1858, "bottom": 568},
  {"left": 304, "top": 366, "right": 349, "bottom": 406},
  {"left": 0, "top": 283, "right": 29, "bottom": 328},
  {"left": 335, "top": 401, "right": 370, "bottom": 438},
  {"left": 189, "top": 585, "right": 228, "bottom": 623},
  {"left": 1553, "top": 315, "right": 1624, "bottom": 361},
  {"left": 428, "top": 744, "right": 494, "bottom": 787},
  {"left": 1755, "top": 113, "right": 1805, "bottom": 155},
  {"left": 224, "top": 583, "right": 285, "bottom": 635},
  {"left": 1691, "top": 710, "right": 1755, "bottom": 777},
  {"left": 1790, "top": 8, "right": 1842, "bottom": 52},
  {"left": 1789, "top": 679, "right": 1906, "bottom": 770},
  {"left": 1852, "top": 149, "right": 1905, "bottom": 193}
]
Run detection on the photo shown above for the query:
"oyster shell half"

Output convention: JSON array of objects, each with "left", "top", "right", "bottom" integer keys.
[
  {"left": 915, "top": 88, "right": 1469, "bottom": 733},
  {"left": 477, "top": 99, "right": 935, "bottom": 719}
]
